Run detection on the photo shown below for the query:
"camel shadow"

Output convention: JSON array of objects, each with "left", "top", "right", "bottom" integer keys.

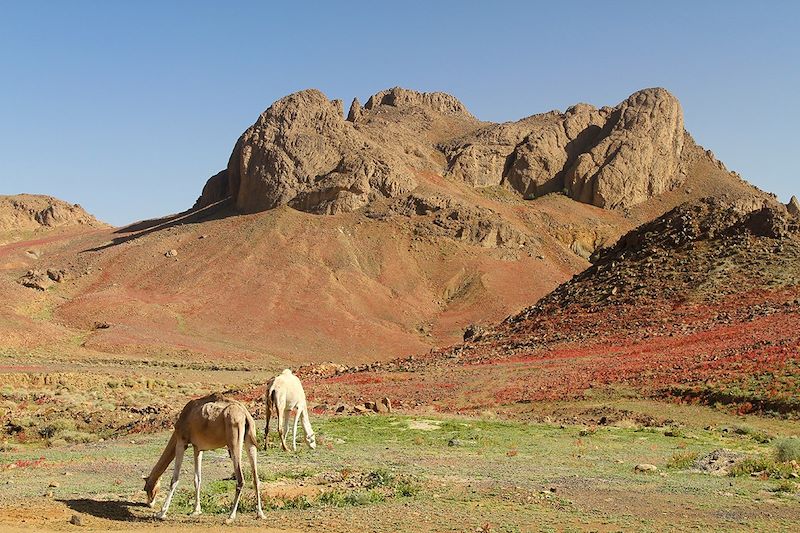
[{"left": 59, "top": 498, "right": 152, "bottom": 522}]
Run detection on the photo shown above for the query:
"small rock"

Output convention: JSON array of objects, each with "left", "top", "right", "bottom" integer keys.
[
  {"left": 463, "top": 324, "right": 486, "bottom": 342},
  {"left": 165, "top": 249, "right": 178, "bottom": 257},
  {"left": 448, "top": 438, "right": 462, "bottom": 447},
  {"left": 69, "top": 514, "right": 83, "bottom": 526},
  {"left": 380, "top": 397, "right": 392, "bottom": 413},
  {"left": 335, "top": 404, "right": 349, "bottom": 414},
  {"left": 634, "top": 464, "right": 658, "bottom": 473},
  {"left": 49, "top": 481, "right": 60, "bottom": 488}
]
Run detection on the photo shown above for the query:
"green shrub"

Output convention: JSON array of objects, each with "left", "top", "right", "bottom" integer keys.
[
  {"left": 729, "top": 456, "right": 794, "bottom": 479},
  {"left": 667, "top": 451, "right": 700, "bottom": 469},
  {"left": 732, "top": 425, "right": 771, "bottom": 444},
  {"left": 38, "top": 418, "right": 76, "bottom": 438},
  {"left": 774, "top": 438, "right": 800, "bottom": 463},
  {"left": 318, "top": 489, "right": 384, "bottom": 507},
  {"left": 770, "top": 480, "right": 797, "bottom": 494},
  {"left": 364, "top": 469, "right": 394, "bottom": 488}
]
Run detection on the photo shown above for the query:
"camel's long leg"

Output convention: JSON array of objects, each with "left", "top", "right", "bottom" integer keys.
[
  {"left": 246, "top": 443, "right": 266, "bottom": 519},
  {"left": 156, "top": 440, "right": 186, "bottom": 520},
  {"left": 292, "top": 409, "right": 300, "bottom": 452},
  {"left": 277, "top": 407, "right": 289, "bottom": 451},
  {"left": 264, "top": 403, "right": 271, "bottom": 450},
  {"left": 191, "top": 448, "right": 203, "bottom": 516},
  {"left": 300, "top": 408, "right": 314, "bottom": 445},
  {"left": 225, "top": 427, "right": 245, "bottom": 524}
]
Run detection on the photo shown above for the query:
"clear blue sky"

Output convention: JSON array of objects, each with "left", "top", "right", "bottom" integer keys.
[{"left": 1, "top": 1, "right": 797, "bottom": 226}]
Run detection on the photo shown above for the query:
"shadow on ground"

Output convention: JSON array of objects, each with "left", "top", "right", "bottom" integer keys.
[{"left": 59, "top": 498, "right": 152, "bottom": 522}]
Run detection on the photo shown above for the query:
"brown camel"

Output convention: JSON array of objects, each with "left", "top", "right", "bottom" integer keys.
[{"left": 143, "top": 393, "right": 265, "bottom": 523}]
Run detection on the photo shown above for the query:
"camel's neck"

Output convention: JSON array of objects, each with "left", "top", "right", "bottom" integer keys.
[{"left": 148, "top": 430, "right": 178, "bottom": 482}]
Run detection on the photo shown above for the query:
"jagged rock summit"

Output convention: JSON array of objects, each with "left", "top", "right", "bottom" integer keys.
[
  {"left": 193, "top": 86, "right": 710, "bottom": 216},
  {"left": 787, "top": 195, "right": 800, "bottom": 218}
]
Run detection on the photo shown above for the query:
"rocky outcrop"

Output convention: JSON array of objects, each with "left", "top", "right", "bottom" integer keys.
[
  {"left": 441, "top": 88, "right": 686, "bottom": 209},
  {"left": 788, "top": 195, "right": 800, "bottom": 218},
  {"left": 364, "top": 87, "right": 474, "bottom": 119},
  {"left": 193, "top": 169, "right": 230, "bottom": 209},
  {"left": 372, "top": 192, "right": 530, "bottom": 249},
  {"left": 220, "top": 89, "right": 417, "bottom": 215},
  {"left": 441, "top": 115, "right": 553, "bottom": 188},
  {"left": 565, "top": 88, "right": 685, "bottom": 209},
  {"left": 0, "top": 194, "right": 105, "bottom": 231},
  {"left": 346, "top": 97, "right": 363, "bottom": 122},
  {"left": 505, "top": 104, "right": 609, "bottom": 198},
  {"left": 194, "top": 86, "right": 712, "bottom": 216}
]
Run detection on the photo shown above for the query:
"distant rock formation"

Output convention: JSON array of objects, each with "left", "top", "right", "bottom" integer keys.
[
  {"left": 194, "top": 87, "right": 709, "bottom": 215},
  {"left": 0, "top": 194, "right": 105, "bottom": 231}
]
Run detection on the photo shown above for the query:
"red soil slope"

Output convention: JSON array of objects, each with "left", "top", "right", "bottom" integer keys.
[{"left": 305, "top": 200, "right": 800, "bottom": 416}]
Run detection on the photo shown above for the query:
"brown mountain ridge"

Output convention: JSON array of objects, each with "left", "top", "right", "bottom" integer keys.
[{"left": 0, "top": 87, "right": 779, "bottom": 367}]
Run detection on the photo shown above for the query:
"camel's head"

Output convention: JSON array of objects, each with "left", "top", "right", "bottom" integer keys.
[
  {"left": 306, "top": 433, "right": 317, "bottom": 450},
  {"left": 143, "top": 475, "right": 160, "bottom": 507}
]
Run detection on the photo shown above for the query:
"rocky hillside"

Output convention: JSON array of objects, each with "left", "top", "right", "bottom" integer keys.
[
  {"left": 0, "top": 88, "right": 777, "bottom": 366},
  {"left": 310, "top": 199, "right": 800, "bottom": 415},
  {"left": 0, "top": 194, "right": 105, "bottom": 245}
]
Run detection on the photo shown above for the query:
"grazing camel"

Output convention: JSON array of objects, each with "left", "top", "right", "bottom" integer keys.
[
  {"left": 143, "top": 393, "right": 265, "bottom": 523},
  {"left": 264, "top": 369, "right": 316, "bottom": 452}
]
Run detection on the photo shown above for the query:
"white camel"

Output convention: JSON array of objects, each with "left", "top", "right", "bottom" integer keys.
[
  {"left": 264, "top": 369, "right": 316, "bottom": 452},
  {"left": 143, "top": 392, "right": 265, "bottom": 523}
]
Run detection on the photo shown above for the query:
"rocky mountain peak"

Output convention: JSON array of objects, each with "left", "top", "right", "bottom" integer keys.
[
  {"left": 363, "top": 87, "right": 474, "bottom": 119},
  {"left": 194, "top": 86, "right": 757, "bottom": 218}
]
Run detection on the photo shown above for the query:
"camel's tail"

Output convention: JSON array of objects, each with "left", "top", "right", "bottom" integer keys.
[{"left": 269, "top": 389, "right": 277, "bottom": 414}]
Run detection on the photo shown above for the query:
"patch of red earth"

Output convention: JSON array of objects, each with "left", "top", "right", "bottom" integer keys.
[{"left": 304, "top": 289, "right": 800, "bottom": 415}]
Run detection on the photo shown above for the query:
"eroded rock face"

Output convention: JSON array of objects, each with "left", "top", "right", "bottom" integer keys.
[
  {"left": 441, "top": 116, "right": 552, "bottom": 188},
  {"left": 505, "top": 104, "right": 609, "bottom": 198},
  {"left": 564, "top": 88, "right": 685, "bottom": 209},
  {"left": 225, "top": 89, "right": 417, "bottom": 215}
]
